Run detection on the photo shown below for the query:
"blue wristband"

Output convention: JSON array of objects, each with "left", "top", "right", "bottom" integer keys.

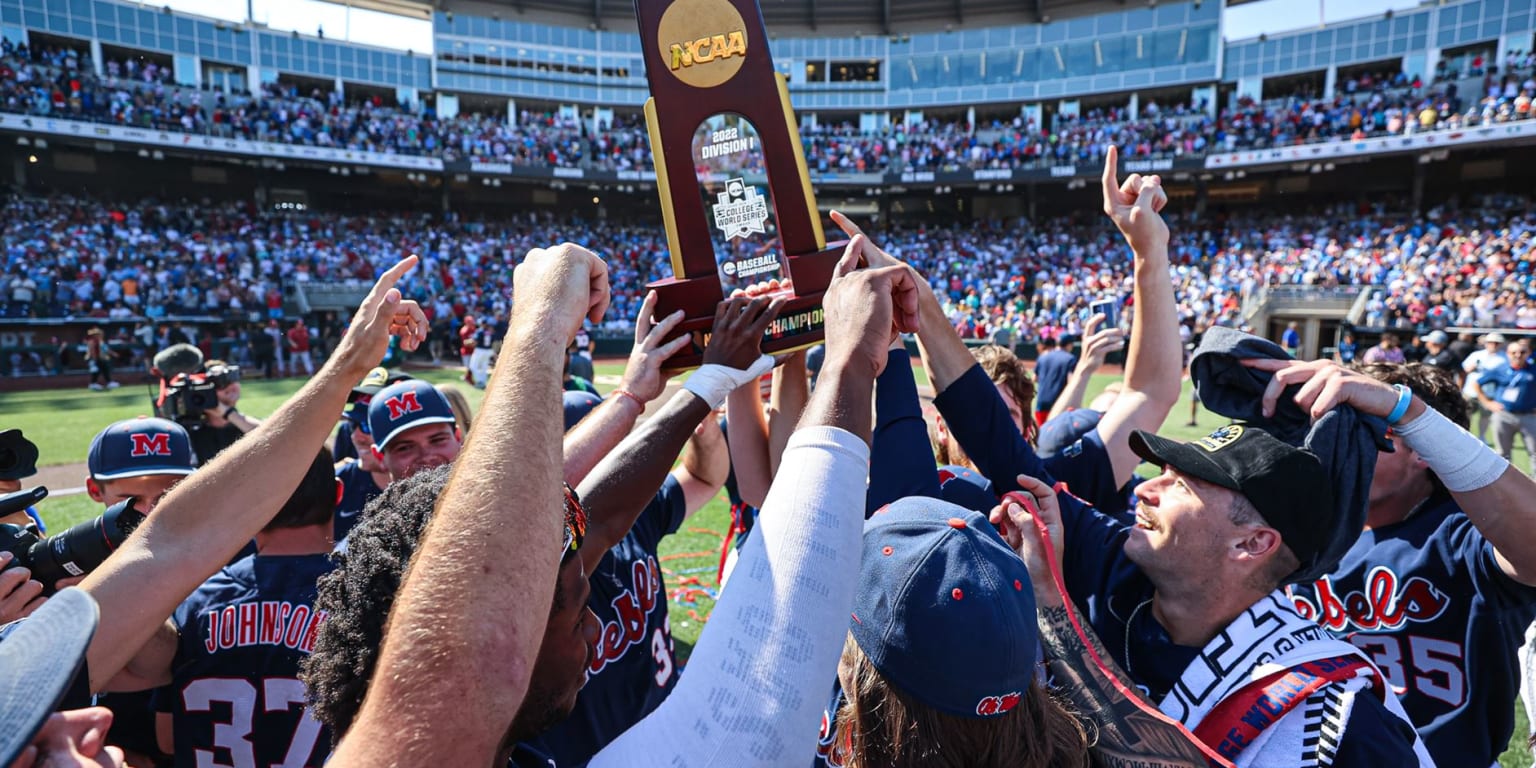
[{"left": 1387, "top": 383, "right": 1413, "bottom": 425}]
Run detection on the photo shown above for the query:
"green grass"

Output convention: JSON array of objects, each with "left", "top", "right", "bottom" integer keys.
[{"left": 9, "top": 365, "right": 1534, "bottom": 765}]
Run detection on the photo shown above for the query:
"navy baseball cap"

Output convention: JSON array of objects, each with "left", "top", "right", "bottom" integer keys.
[
  {"left": 1037, "top": 409, "right": 1102, "bottom": 459},
  {"left": 563, "top": 391, "right": 603, "bottom": 432},
  {"left": 0, "top": 587, "right": 98, "bottom": 765},
  {"left": 368, "top": 380, "right": 458, "bottom": 450},
  {"left": 87, "top": 418, "right": 196, "bottom": 481},
  {"left": 851, "top": 498, "right": 1038, "bottom": 718}
]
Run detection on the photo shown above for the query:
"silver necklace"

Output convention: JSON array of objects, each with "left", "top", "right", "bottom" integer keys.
[{"left": 1123, "top": 598, "right": 1153, "bottom": 677}]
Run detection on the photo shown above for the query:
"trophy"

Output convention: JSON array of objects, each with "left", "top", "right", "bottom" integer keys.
[{"left": 634, "top": 0, "right": 845, "bottom": 369}]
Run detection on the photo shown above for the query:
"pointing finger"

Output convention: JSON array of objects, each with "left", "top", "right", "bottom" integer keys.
[
  {"left": 830, "top": 209, "right": 866, "bottom": 241},
  {"left": 365, "top": 255, "right": 419, "bottom": 309},
  {"left": 1101, "top": 144, "right": 1123, "bottom": 210}
]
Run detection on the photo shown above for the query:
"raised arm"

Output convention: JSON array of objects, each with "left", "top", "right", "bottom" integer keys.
[
  {"left": 577, "top": 295, "right": 779, "bottom": 572},
  {"left": 1092, "top": 146, "right": 1183, "bottom": 489},
  {"left": 562, "top": 290, "right": 691, "bottom": 486},
  {"left": 724, "top": 381, "right": 773, "bottom": 509},
  {"left": 331, "top": 244, "right": 607, "bottom": 768},
  {"left": 830, "top": 212, "right": 1050, "bottom": 495},
  {"left": 867, "top": 341, "right": 942, "bottom": 514},
  {"left": 1046, "top": 313, "right": 1124, "bottom": 422},
  {"left": 1254, "top": 357, "right": 1536, "bottom": 587},
  {"left": 588, "top": 255, "right": 920, "bottom": 768},
  {"left": 81, "top": 257, "right": 428, "bottom": 692},
  {"left": 836, "top": 209, "right": 977, "bottom": 398},
  {"left": 673, "top": 414, "right": 730, "bottom": 517},
  {"left": 768, "top": 351, "right": 810, "bottom": 474}
]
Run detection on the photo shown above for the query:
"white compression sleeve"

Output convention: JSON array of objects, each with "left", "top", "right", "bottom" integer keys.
[
  {"left": 587, "top": 426, "right": 869, "bottom": 768},
  {"left": 1393, "top": 401, "right": 1509, "bottom": 493}
]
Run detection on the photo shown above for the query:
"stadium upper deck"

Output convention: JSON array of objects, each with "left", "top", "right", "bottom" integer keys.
[{"left": 2, "top": 0, "right": 1528, "bottom": 112}]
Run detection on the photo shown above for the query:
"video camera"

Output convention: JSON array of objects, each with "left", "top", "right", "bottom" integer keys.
[
  {"left": 0, "top": 489, "right": 145, "bottom": 594},
  {"left": 160, "top": 363, "right": 241, "bottom": 426}
]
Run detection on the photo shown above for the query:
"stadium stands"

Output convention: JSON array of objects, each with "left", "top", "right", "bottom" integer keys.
[
  {"left": 6, "top": 37, "right": 1533, "bottom": 177},
  {"left": 3, "top": 184, "right": 1531, "bottom": 377}
]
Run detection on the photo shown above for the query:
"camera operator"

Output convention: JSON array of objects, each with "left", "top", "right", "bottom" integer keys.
[
  {"left": 188, "top": 358, "right": 261, "bottom": 464},
  {"left": 150, "top": 342, "right": 259, "bottom": 465}
]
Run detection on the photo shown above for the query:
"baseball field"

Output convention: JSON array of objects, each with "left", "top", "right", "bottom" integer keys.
[{"left": 3, "top": 362, "right": 1531, "bottom": 766}]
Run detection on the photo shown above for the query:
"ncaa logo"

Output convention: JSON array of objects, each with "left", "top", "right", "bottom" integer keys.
[
  {"left": 1195, "top": 424, "right": 1244, "bottom": 452},
  {"left": 385, "top": 392, "right": 423, "bottom": 420},
  {"left": 129, "top": 433, "right": 172, "bottom": 457},
  {"left": 722, "top": 260, "right": 737, "bottom": 276}
]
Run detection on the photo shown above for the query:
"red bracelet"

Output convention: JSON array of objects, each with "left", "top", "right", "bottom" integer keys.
[{"left": 612, "top": 389, "right": 645, "bottom": 411}]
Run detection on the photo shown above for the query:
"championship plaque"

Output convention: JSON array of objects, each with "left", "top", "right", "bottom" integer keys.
[{"left": 634, "top": 0, "right": 844, "bottom": 369}]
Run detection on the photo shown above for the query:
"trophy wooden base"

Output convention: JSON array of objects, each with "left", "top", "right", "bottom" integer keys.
[{"left": 648, "top": 242, "right": 845, "bottom": 372}]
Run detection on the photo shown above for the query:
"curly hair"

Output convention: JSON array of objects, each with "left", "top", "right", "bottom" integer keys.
[
  {"left": 974, "top": 344, "right": 1039, "bottom": 445},
  {"left": 300, "top": 464, "right": 451, "bottom": 740},
  {"left": 1353, "top": 362, "right": 1470, "bottom": 429},
  {"left": 933, "top": 345, "right": 1040, "bottom": 467}
]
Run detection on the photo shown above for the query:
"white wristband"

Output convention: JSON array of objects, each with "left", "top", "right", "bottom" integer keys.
[
  {"left": 1393, "top": 403, "right": 1509, "bottom": 493},
  {"left": 682, "top": 356, "right": 775, "bottom": 409}
]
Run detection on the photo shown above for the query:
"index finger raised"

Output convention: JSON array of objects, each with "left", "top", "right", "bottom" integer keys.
[
  {"left": 1101, "top": 145, "right": 1124, "bottom": 208},
  {"left": 364, "top": 255, "right": 419, "bottom": 307},
  {"left": 830, "top": 209, "right": 866, "bottom": 241}
]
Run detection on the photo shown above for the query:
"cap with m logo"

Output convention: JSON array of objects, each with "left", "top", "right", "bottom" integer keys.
[
  {"left": 88, "top": 418, "right": 195, "bottom": 481},
  {"left": 368, "top": 380, "right": 458, "bottom": 451}
]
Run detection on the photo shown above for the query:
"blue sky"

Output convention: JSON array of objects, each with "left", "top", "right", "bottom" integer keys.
[{"left": 152, "top": 0, "right": 1427, "bottom": 52}]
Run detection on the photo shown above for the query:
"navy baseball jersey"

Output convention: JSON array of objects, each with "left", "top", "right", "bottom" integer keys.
[
  {"left": 333, "top": 458, "right": 383, "bottom": 541},
  {"left": 539, "top": 475, "right": 688, "bottom": 765},
  {"left": 1288, "top": 494, "right": 1536, "bottom": 767},
  {"left": 163, "top": 553, "right": 336, "bottom": 768},
  {"left": 1032, "top": 348, "right": 1077, "bottom": 413}
]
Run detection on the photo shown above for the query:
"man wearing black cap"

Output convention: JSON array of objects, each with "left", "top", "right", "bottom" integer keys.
[{"left": 1045, "top": 423, "right": 1430, "bottom": 765}]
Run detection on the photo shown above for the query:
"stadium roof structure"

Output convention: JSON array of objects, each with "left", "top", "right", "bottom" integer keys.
[{"left": 428, "top": 0, "right": 1185, "bottom": 36}]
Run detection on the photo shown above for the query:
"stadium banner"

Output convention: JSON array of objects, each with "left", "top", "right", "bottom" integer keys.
[
  {"left": 633, "top": 0, "right": 842, "bottom": 370},
  {"left": 0, "top": 114, "right": 444, "bottom": 172},
  {"left": 1205, "top": 120, "right": 1536, "bottom": 169}
]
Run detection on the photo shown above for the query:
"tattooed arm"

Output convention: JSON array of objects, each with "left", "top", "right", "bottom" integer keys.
[
  {"left": 1036, "top": 602, "right": 1211, "bottom": 768},
  {"left": 992, "top": 475, "right": 1218, "bottom": 768}
]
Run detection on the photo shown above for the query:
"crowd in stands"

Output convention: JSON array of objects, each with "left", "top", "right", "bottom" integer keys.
[
  {"left": 5, "top": 37, "right": 1536, "bottom": 175},
  {"left": 3, "top": 186, "right": 1534, "bottom": 377}
]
